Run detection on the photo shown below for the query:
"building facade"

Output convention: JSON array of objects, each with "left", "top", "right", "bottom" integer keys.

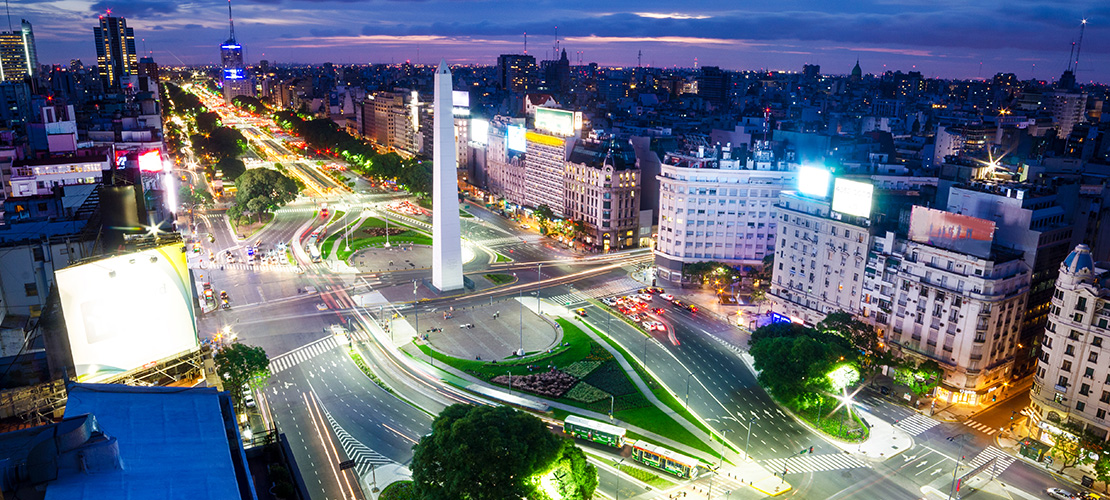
[
  {"left": 864, "top": 231, "right": 1030, "bottom": 406},
  {"left": 0, "top": 20, "right": 37, "bottom": 82},
  {"left": 523, "top": 131, "right": 568, "bottom": 216},
  {"left": 654, "top": 146, "right": 795, "bottom": 284},
  {"left": 1030, "top": 244, "right": 1110, "bottom": 441},
  {"left": 564, "top": 142, "right": 640, "bottom": 252},
  {"left": 768, "top": 190, "right": 872, "bottom": 326},
  {"left": 93, "top": 15, "right": 137, "bottom": 91}
]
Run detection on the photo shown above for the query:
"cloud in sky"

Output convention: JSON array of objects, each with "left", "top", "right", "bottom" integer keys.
[{"left": 18, "top": 0, "right": 1110, "bottom": 81}]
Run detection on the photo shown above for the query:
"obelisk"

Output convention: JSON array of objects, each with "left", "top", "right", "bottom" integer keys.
[{"left": 431, "top": 59, "right": 464, "bottom": 292}]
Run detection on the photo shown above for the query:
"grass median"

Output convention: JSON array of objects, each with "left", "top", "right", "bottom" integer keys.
[{"left": 334, "top": 216, "right": 433, "bottom": 260}]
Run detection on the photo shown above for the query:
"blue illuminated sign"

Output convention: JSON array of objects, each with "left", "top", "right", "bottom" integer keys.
[
  {"left": 220, "top": 44, "right": 242, "bottom": 50},
  {"left": 223, "top": 68, "right": 246, "bottom": 80}
]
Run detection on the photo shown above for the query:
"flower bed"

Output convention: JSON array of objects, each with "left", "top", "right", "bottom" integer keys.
[
  {"left": 583, "top": 361, "right": 637, "bottom": 397},
  {"left": 490, "top": 370, "right": 577, "bottom": 398},
  {"left": 563, "top": 360, "right": 602, "bottom": 378},
  {"left": 565, "top": 381, "right": 608, "bottom": 403}
]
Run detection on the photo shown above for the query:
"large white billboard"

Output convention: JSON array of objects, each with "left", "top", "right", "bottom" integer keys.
[
  {"left": 535, "top": 106, "right": 576, "bottom": 136},
  {"left": 452, "top": 90, "right": 470, "bottom": 109},
  {"left": 470, "top": 118, "right": 489, "bottom": 146},
  {"left": 55, "top": 243, "right": 198, "bottom": 381},
  {"left": 831, "top": 178, "right": 875, "bottom": 218},
  {"left": 797, "top": 166, "right": 831, "bottom": 198},
  {"left": 507, "top": 125, "right": 527, "bottom": 153}
]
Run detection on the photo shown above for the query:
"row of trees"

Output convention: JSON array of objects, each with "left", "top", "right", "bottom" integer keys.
[
  {"left": 164, "top": 83, "right": 248, "bottom": 181},
  {"left": 412, "top": 404, "right": 597, "bottom": 500},
  {"left": 272, "top": 110, "right": 432, "bottom": 194},
  {"left": 231, "top": 95, "right": 271, "bottom": 116},
  {"left": 227, "top": 168, "right": 300, "bottom": 224}
]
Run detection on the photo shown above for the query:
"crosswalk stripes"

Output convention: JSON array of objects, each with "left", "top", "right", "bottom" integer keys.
[
  {"left": 896, "top": 414, "right": 941, "bottom": 436},
  {"left": 478, "top": 235, "right": 542, "bottom": 246},
  {"left": 963, "top": 419, "right": 998, "bottom": 435},
  {"left": 269, "top": 336, "right": 338, "bottom": 374},
  {"left": 545, "top": 277, "right": 648, "bottom": 307},
  {"left": 762, "top": 453, "right": 869, "bottom": 474},
  {"left": 964, "top": 446, "right": 1015, "bottom": 475},
  {"left": 316, "top": 396, "right": 392, "bottom": 476}
]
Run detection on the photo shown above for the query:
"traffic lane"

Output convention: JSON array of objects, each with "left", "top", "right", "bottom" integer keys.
[
  {"left": 872, "top": 444, "right": 956, "bottom": 488},
  {"left": 998, "top": 460, "right": 1084, "bottom": 499},
  {"left": 822, "top": 465, "right": 924, "bottom": 500},
  {"left": 265, "top": 367, "right": 356, "bottom": 500},
  {"left": 592, "top": 462, "right": 646, "bottom": 500},
  {"left": 581, "top": 304, "right": 809, "bottom": 459},
  {"left": 307, "top": 347, "right": 432, "bottom": 463}
]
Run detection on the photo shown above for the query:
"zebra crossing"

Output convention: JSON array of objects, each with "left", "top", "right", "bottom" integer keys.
[
  {"left": 317, "top": 396, "right": 393, "bottom": 476},
  {"left": 895, "top": 414, "right": 941, "bottom": 436},
  {"left": 478, "top": 235, "right": 542, "bottom": 246},
  {"left": 964, "top": 446, "right": 1015, "bottom": 474},
  {"left": 218, "top": 262, "right": 304, "bottom": 272},
  {"left": 762, "top": 452, "right": 869, "bottom": 474},
  {"left": 963, "top": 419, "right": 998, "bottom": 435},
  {"left": 269, "top": 336, "right": 338, "bottom": 374},
  {"left": 545, "top": 277, "right": 648, "bottom": 306}
]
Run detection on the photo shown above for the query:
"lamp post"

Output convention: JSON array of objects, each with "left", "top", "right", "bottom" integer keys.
[
  {"left": 609, "top": 394, "right": 615, "bottom": 421},
  {"left": 537, "top": 263, "right": 543, "bottom": 314},
  {"left": 685, "top": 371, "right": 695, "bottom": 409},
  {"left": 615, "top": 457, "right": 626, "bottom": 500},
  {"left": 507, "top": 371, "right": 512, "bottom": 394},
  {"left": 709, "top": 428, "right": 732, "bottom": 499},
  {"left": 518, "top": 283, "right": 524, "bottom": 357},
  {"left": 746, "top": 416, "right": 756, "bottom": 462}
]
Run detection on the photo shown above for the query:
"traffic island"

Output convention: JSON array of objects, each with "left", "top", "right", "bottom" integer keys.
[{"left": 749, "top": 475, "right": 793, "bottom": 496}]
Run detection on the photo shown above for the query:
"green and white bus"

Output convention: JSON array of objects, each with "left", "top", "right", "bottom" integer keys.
[
  {"left": 630, "top": 440, "right": 700, "bottom": 479},
  {"left": 563, "top": 415, "right": 626, "bottom": 448}
]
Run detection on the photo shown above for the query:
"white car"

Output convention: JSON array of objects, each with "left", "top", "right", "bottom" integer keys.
[
  {"left": 638, "top": 293, "right": 653, "bottom": 301},
  {"left": 1046, "top": 488, "right": 1074, "bottom": 500},
  {"left": 648, "top": 321, "right": 666, "bottom": 331},
  {"left": 660, "top": 293, "right": 675, "bottom": 301}
]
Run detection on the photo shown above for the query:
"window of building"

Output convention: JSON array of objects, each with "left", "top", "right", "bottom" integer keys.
[
  {"left": 1101, "top": 391, "right": 1110, "bottom": 403},
  {"left": 1059, "top": 376, "right": 1069, "bottom": 388},
  {"left": 1095, "top": 337, "right": 1103, "bottom": 348},
  {"left": 1078, "top": 401, "right": 1087, "bottom": 412},
  {"left": 24, "top": 283, "right": 37, "bottom": 297},
  {"left": 1086, "top": 367, "right": 1095, "bottom": 379},
  {"left": 1080, "top": 383, "right": 1091, "bottom": 396},
  {"left": 1090, "top": 352, "right": 1099, "bottom": 363},
  {"left": 1062, "top": 361, "right": 1073, "bottom": 372},
  {"left": 1099, "top": 408, "right": 1107, "bottom": 419},
  {"left": 1077, "top": 297, "right": 1088, "bottom": 312}
]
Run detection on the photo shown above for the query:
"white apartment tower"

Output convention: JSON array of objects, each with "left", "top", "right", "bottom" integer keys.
[{"left": 1030, "top": 244, "right": 1110, "bottom": 441}]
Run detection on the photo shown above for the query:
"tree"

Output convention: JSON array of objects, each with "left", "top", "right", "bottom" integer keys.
[
  {"left": 893, "top": 358, "right": 942, "bottom": 397},
  {"left": 548, "top": 440, "right": 597, "bottom": 500},
  {"left": 217, "top": 157, "right": 246, "bottom": 181},
  {"left": 749, "top": 322, "right": 859, "bottom": 407},
  {"left": 179, "top": 185, "right": 212, "bottom": 208},
  {"left": 749, "top": 288, "right": 768, "bottom": 313},
  {"left": 246, "top": 196, "right": 270, "bottom": 223},
  {"left": 533, "top": 204, "right": 554, "bottom": 233},
  {"left": 411, "top": 404, "right": 564, "bottom": 500},
  {"left": 234, "top": 168, "right": 299, "bottom": 213},
  {"left": 214, "top": 343, "right": 270, "bottom": 409},
  {"left": 755, "top": 254, "right": 774, "bottom": 285},
  {"left": 1051, "top": 422, "right": 1104, "bottom": 472},
  {"left": 1094, "top": 453, "right": 1110, "bottom": 492},
  {"left": 816, "top": 312, "right": 884, "bottom": 377}
]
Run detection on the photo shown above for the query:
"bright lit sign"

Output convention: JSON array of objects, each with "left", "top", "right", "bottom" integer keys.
[
  {"left": 220, "top": 43, "right": 242, "bottom": 50},
  {"left": 55, "top": 244, "right": 199, "bottom": 382},
  {"left": 452, "top": 90, "right": 470, "bottom": 108},
  {"left": 797, "top": 166, "right": 831, "bottom": 197},
  {"left": 831, "top": 178, "right": 874, "bottom": 217},
  {"left": 470, "top": 119, "right": 489, "bottom": 146},
  {"left": 223, "top": 68, "right": 246, "bottom": 80},
  {"left": 507, "top": 125, "right": 526, "bottom": 153},
  {"left": 138, "top": 150, "right": 163, "bottom": 173},
  {"left": 908, "top": 206, "right": 996, "bottom": 259},
  {"left": 535, "top": 106, "right": 575, "bottom": 136}
]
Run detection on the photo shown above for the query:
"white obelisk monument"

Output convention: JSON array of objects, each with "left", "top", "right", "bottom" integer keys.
[{"left": 431, "top": 59, "right": 464, "bottom": 292}]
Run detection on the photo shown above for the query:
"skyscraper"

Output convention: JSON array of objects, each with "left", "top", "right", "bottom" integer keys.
[
  {"left": 93, "top": 14, "right": 138, "bottom": 91},
  {"left": 0, "top": 19, "right": 38, "bottom": 82},
  {"left": 496, "top": 54, "right": 537, "bottom": 92},
  {"left": 220, "top": 0, "right": 253, "bottom": 103}
]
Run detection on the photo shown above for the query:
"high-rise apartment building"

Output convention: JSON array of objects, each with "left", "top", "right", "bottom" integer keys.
[
  {"left": 564, "top": 142, "right": 640, "bottom": 252},
  {"left": 1029, "top": 244, "right": 1110, "bottom": 441},
  {"left": 93, "top": 15, "right": 138, "bottom": 91},
  {"left": 0, "top": 20, "right": 37, "bottom": 82},
  {"left": 654, "top": 146, "right": 796, "bottom": 284},
  {"left": 523, "top": 131, "right": 569, "bottom": 215},
  {"left": 496, "top": 54, "right": 538, "bottom": 93}
]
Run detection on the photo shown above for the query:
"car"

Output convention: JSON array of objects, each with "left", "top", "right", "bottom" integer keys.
[
  {"left": 637, "top": 293, "right": 653, "bottom": 301},
  {"left": 628, "top": 313, "right": 643, "bottom": 322},
  {"left": 652, "top": 308, "right": 666, "bottom": 315},
  {"left": 641, "top": 320, "right": 655, "bottom": 331},
  {"left": 660, "top": 293, "right": 675, "bottom": 301},
  {"left": 219, "top": 291, "right": 229, "bottom": 300},
  {"left": 1046, "top": 489, "right": 1074, "bottom": 500},
  {"left": 651, "top": 287, "right": 665, "bottom": 294},
  {"left": 688, "top": 304, "right": 699, "bottom": 313},
  {"left": 575, "top": 308, "right": 588, "bottom": 317},
  {"left": 672, "top": 299, "right": 688, "bottom": 308},
  {"left": 648, "top": 321, "right": 666, "bottom": 331},
  {"left": 601, "top": 297, "right": 616, "bottom": 306},
  {"left": 207, "top": 234, "right": 215, "bottom": 243},
  {"left": 520, "top": 224, "right": 530, "bottom": 230}
]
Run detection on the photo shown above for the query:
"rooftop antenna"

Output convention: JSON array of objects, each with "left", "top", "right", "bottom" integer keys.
[
  {"left": 1066, "top": 41, "right": 1075, "bottom": 71},
  {"left": 638, "top": 50, "right": 642, "bottom": 68},
  {"left": 4, "top": 0, "right": 11, "bottom": 31},
  {"left": 524, "top": 32, "right": 527, "bottom": 55},
  {"left": 555, "top": 26, "right": 558, "bottom": 56},
  {"left": 227, "top": 0, "right": 236, "bottom": 42},
  {"left": 1075, "top": 19, "right": 1087, "bottom": 73}
]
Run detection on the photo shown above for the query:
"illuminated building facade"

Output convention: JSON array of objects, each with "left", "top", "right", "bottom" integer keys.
[
  {"left": 93, "top": 15, "right": 138, "bottom": 92},
  {"left": 1029, "top": 244, "right": 1110, "bottom": 442},
  {"left": 654, "top": 146, "right": 795, "bottom": 284},
  {"left": 0, "top": 20, "right": 37, "bottom": 82},
  {"left": 523, "top": 131, "right": 568, "bottom": 216},
  {"left": 864, "top": 230, "right": 1029, "bottom": 406},
  {"left": 496, "top": 54, "right": 538, "bottom": 93},
  {"left": 563, "top": 142, "right": 639, "bottom": 252},
  {"left": 220, "top": 0, "right": 252, "bottom": 103}
]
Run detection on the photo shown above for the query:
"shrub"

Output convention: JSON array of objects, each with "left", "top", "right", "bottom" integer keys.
[
  {"left": 491, "top": 370, "right": 577, "bottom": 398},
  {"left": 583, "top": 361, "right": 637, "bottom": 397},
  {"left": 563, "top": 360, "right": 602, "bottom": 378}
]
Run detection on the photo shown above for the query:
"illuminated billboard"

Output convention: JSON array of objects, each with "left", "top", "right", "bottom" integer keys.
[
  {"left": 507, "top": 125, "right": 527, "bottom": 153},
  {"left": 831, "top": 178, "right": 874, "bottom": 217},
  {"left": 470, "top": 118, "right": 489, "bottom": 146},
  {"left": 55, "top": 243, "right": 199, "bottom": 381},
  {"left": 223, "top": 68, "right": 246, "bottom": 80},
  {"left": 797, "top": 166, "right": 831, "bottom": 198},
  {"left": 452, "top": 90, "right": 470, "bottom": 108},
  {"left": 535, "top": 106, "right": 575, "bottom": 136},
  {"left": 138, "top": 150, "right": 163, "bottom": 173},
  {"left": 908, "top": 206, "right": 996, "bottom": 259}
]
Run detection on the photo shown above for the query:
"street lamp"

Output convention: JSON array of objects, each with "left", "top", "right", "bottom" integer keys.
[
  {"left": 516, "top": 275, "right": 524, "bottom": 357},
  {"left": 746, "top": 415, "right": 756, "bottom": 462},
  {"left": 615, "top": 457, "right": 626, "bottom": 500},
  {"left": 537, "top": 263, "right": 543, "bottom": 314},
  {"left": 609, "top": 394, "right": 615, "bottom": 421},
  {"left": 685, "top": 371, "right": 694, "bottom": 409},
  {"left": 709, "top": 428, "right": 732, "bottom": 500}
]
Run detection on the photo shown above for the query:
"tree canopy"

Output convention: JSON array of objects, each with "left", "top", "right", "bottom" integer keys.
[
  {"left": 411, "top": 404, "right": 594, "bottom": 500},
  {"left": 231, "top": 168, "right": 299, "bottom": 220},
  {"left": 748, "top": 321, "right": 860, "bottom": 408},
  {"left": 214, "top": 342, "right": 270, "bottom": 408}
]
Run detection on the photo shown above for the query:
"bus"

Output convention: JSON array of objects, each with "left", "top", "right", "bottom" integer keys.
[
  {"left": 563, "top": 415, "right": 626, "bottom": 448},
  {"left": 630, "top": 440, "right": 701, "bottom": 479}
]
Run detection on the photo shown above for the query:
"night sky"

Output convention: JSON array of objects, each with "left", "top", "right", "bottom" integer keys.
[{"left": 15, "top": 0, "right": 1110, "bottom": 82}]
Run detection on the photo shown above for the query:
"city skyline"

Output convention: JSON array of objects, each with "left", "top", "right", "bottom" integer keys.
[{"left": 10, "top": 0, "right": 1110, "bottom": 83}]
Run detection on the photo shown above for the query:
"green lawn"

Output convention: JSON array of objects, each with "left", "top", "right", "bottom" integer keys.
[
  {"left": 460, "top": 209, "right": 474, "bottom": 218},
  {"left": 613, "top": 460, "right": 676, "bottom": 488},
  {"left": 335, "top": 217, "right": 433, "bottom": 260},
  {"left": 495, "top": 252, "right": 513, "bottom": 263},
  {"left": 420, "top": 319, "right": 717, "bottom": 458},
  {"left": 379, "top": 481, "right": 417, "bottom": 500},
  {"left": 484, "top": 273, "right": 514, "bottom": 285}
]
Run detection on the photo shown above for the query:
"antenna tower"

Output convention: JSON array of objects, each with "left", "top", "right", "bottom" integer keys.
[
  {"left": 227, "top": 0, "right": 236, "bottom": 42},
  {"left": 1075, "top": 19, "right": 1087, "bottom": 73},
  {"left": 523, "top": 32, "right": 527, "bottom": 54}
]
